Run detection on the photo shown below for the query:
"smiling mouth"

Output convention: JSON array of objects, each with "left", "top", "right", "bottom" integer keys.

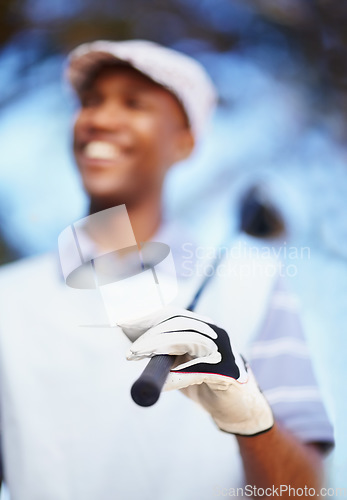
[{"left": 83, "top": 141, "right": 122, "bottom": 161}]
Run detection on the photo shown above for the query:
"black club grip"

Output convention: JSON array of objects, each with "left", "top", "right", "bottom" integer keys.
[
  {"left": 130, "top": 255, "right": 221, "bottom": 407},
  {"left": 131, "top": 354, "right": 175, "bottom": 407}
]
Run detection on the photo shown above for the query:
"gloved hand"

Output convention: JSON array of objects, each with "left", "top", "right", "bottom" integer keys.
[{"left": 121, "top": 307, "right": 274, "bottom": 436}]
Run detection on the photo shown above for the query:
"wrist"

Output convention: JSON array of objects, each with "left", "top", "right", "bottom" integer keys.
[{"left": 211, "top": 373, "right": 274, "bottom": 436}]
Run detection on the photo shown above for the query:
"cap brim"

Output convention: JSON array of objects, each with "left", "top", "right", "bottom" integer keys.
[{"left": 67, "top": 51, "right": 133, "bottom": 94}]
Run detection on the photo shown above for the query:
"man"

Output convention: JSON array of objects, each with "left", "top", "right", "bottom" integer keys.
[{"left": 0, "top": 40, "right": 333, "bottom": 499}]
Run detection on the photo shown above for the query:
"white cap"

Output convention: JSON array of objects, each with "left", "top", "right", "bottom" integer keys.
[{"left": 66, "top": 39, "right": 217, "bottom": 139}]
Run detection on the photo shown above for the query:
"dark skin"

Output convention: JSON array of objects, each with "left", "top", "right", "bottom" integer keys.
[
  {"left": 73, "top": 65, "right": 194, "bottom": 245},
  {"left": 73, "top": 65, "right": 325, "bottom": 493},
  {"left": 237, "top": 424, "right": 324, "bottom": 497}
]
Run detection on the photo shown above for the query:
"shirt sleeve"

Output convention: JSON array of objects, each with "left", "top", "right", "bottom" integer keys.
[{"left": 249, "top": 275, "right": 334, "bottom": 449}]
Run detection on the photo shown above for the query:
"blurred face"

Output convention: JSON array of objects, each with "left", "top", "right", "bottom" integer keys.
[{"left": 73, "top": 65, "right": 194, "bottom": 208}]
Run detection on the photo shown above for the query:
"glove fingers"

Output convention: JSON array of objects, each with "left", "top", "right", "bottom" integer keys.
[
  {"left": 163, "top": 371, "right": 238, "bottom": 391},
  {"left": 145, "top": 316, "right": 218, "bottom": 339},
  {"left": 173, "top": 351, "right": 221, "bottom": 370},
  {"left": 164, "top": 371, "right": 206, "bottom": 391},
  {"left": 119, "top": 306, "right": 213, "bottom": 340},
  {"left": 127, "top": 331, "right": 217, "bottom": 360}
]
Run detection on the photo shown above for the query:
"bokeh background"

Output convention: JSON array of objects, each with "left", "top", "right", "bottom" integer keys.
[{"left": 1, "top": 0, "right": 346, "bottom": 489}]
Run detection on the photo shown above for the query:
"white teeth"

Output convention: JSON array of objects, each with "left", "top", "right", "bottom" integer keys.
[{"left": 84, "top": 141, "right": 121, "bottom": 160}]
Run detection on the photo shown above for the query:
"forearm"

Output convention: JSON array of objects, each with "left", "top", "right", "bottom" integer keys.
[{"left": 237, "top": 422, "right": 324, "bottom": 491}]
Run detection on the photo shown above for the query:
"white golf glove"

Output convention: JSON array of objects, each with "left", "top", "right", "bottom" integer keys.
[{"left": 121, "top": 307, "right": 274, "bottom": 436}]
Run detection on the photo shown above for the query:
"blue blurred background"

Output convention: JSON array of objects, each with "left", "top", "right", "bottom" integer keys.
[{"left": 0, "top": 0, "right": 346, "bottom": 488}]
